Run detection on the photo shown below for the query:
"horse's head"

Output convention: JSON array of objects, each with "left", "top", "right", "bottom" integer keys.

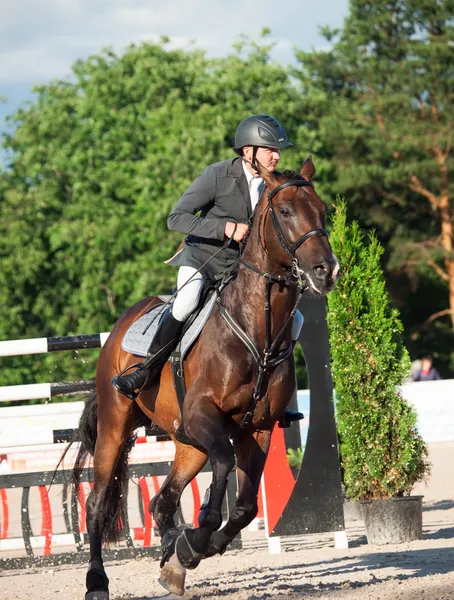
[{"left": 255, "top": 156, "right": 339, "bottom": 295}]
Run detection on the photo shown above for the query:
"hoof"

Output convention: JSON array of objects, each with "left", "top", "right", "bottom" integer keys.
[
  {"left": 175, "top": 529, "right": 202, "bottom": 570},
  {"left": 85, "top": 592, "right": 109, "bottom": 600},
  {"left": 158, "top": 553, "right": 186, "bottom": 596}
]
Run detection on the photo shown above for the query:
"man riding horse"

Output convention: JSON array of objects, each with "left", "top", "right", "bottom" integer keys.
[
  {"left": 64, "top": 116, "right": 339, "bottom": 598},
  {"left": 111, "top": 114, "right": 304, "bottom": 427}
]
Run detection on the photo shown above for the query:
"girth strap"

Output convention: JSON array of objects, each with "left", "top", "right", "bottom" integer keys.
[{"left": 170, "top": 348, "right": 204, "bottom": 448}]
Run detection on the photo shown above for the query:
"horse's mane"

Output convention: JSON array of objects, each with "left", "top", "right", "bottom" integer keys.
[{"left": 280, "top": 170, "right": 306, "bottom": 181}]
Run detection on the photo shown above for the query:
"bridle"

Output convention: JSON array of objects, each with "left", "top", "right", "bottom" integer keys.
[
  {"left": 256, "top": 178, "right": 329, "bottom": 282},
  {"left": 217, "top": 176, "right": 331, "bottom": 428}
]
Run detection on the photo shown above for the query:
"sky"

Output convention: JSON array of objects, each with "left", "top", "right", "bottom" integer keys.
[{"left": 0, "top": 0, "right": 349, "bottom": 139}]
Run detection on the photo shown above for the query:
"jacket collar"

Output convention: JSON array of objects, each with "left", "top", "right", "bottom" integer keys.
[{"left": 230, "top": 157, "right": 252, "bottom": 215}]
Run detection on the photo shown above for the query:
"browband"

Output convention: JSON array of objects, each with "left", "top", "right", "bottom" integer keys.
[{"left": 267, "top": 179, "right": 313, "bottom": 201}]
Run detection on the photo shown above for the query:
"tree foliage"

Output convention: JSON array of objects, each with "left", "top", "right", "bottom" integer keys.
[
  {"left": 0, "top": 37, "right": 312, "bottom": 387},
  {"left": 1, "top": 2, "right": 453, "bottom": 391},
  {"left": 327, "top": 201, "right": 428, "bottom": 500},
  {"left": 294, "top": 0, "right": 454, "bottom": 369}
]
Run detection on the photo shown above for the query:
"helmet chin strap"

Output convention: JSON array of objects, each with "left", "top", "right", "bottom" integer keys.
[
  {"left": 252, "top": 146, "right": 258, "bottom": 171},
  {"left": 241, "top": 147, "right": 259, "bottom": 173}
]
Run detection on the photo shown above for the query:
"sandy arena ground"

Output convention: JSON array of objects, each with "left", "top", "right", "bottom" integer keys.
[{"left": 1, "top": 442, "right": 453, "bottom": 600}]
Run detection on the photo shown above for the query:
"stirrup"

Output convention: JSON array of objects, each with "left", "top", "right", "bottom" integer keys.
[
  {"left": 111, "top": 363, "right": 147, "bottom": 400},
  {"left": 111, "top": 375, "right": 142, "bottom": 400}
]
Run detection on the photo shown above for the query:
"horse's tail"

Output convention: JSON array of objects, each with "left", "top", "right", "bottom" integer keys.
[
  {"left": 51, "top": 391, "right": 99, "bottom": 485},
  {"left": 57, "top": 390, "right": 135, "bottom": 545},
  {"left": 71, "top": 389, "right": 99, "bottom": 485}
]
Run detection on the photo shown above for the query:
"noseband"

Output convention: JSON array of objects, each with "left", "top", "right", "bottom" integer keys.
[{"left": 264, "top": 179, "right": 328, "bottom": 275}]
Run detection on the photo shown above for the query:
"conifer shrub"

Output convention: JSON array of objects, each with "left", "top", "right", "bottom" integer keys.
[{"left": 327, "top": 201, "right": 429, "bottom": 501}]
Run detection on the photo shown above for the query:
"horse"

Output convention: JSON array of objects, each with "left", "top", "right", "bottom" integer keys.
[{"left": 62, "top": 156, "right": 339, "bottom": 599}]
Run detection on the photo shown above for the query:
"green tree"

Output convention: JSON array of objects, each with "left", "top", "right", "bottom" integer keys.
[
  {"left": 0, "top": 36, "right": 313, "bottom": 388},
  {"left": 327, "top": 201, "right": 428, "bottom": 500},
  {"left": 294, "top": 0, "right": 454, "bottom": 370}
]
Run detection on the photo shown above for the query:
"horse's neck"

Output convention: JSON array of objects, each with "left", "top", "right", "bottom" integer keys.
[{"left": 223, "top": 232, "right": 297, "bottom": 348}]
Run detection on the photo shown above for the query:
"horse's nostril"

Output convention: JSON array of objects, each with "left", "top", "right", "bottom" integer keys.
[{"left": 313, "top": 264, "right": 329, "bottom": 280}]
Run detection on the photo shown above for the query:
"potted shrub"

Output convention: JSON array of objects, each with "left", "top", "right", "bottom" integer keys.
[{"left": 326, "top": 201, "right": 430, "bottom": 545}]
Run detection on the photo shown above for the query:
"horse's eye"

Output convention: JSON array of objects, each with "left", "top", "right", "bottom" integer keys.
[{"left": 280, "top": 208, "right": 290, "bottom": 217}]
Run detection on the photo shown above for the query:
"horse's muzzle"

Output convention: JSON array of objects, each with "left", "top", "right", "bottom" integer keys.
[{"left": 304, "top": 257, "right": 340, "bottom": 295}]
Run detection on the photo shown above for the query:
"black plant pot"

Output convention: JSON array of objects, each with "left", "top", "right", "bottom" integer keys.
[{"left": 360, "top": 496, "right": 423, "bottom": 545}]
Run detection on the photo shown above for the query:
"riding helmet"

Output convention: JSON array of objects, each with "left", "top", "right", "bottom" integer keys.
[{"left": 234, "top": 114, "right": 293, "bottom": 153}]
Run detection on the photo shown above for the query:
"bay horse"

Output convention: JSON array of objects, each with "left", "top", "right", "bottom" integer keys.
[{"left": 64, "top": 156, "right": 339, "bottom": 599}]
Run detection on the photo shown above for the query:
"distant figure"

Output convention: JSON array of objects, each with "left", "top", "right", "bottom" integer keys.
[
  {"left": 409, "top": 359, "right": 422, "bottom": 382},
  {"left": 412, "top": 356, "right": 441, "bottom": 382}
]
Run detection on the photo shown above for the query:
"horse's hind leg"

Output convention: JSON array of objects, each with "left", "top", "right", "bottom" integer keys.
[
  {"left": 175, "top": 397, "right": 236, "bottom": 569},
  {"left": 151, "top": 439, "right": 208, "bottom": 566},
  {"left": 206, "top": 430, "right": 271, "bottom": 558},
  {"left": 85, "top": 397, "right": 134, "bottom": 600}
]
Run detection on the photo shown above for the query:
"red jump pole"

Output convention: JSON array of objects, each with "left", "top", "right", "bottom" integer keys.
[
  {"left": 38, "top": 486, "right": 53, "bottom": 556},
  {"left": 190, "top": 478, "right": 201, "bottom": 527},
  {"left": 78, "top": 482, "right": 87, "bottom": 534},
  {"left": 138, "top": 477, "right": 152, "bottom": 546},
  {"left": 0, "top": 488, "right": 9, "bottom": 540}
]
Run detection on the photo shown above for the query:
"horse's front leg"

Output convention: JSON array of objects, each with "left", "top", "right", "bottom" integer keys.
[
  {"left": 151, "top": 439, "right": 207, "bottom": 567},
  {"left": 154, "top": 439, "right": 207, "bottom": 596},
  {"left": 205, "top": 429, "right": 271, "bottom": 558},
  {"left": 175, "top": 395, "right": 235, "bottom": 570}
]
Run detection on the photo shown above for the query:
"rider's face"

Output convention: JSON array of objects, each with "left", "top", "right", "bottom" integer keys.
[{"left": 243, "top": 146, "right": 281, "bottom": 172}]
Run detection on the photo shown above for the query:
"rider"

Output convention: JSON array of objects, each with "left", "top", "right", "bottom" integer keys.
[{"left": 112, "top": 114, "right": 304, "bottom": 426}]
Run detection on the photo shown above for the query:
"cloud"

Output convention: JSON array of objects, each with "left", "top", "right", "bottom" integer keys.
[{"left": 0, "top": 0, "right": 348, "bottom": 85}]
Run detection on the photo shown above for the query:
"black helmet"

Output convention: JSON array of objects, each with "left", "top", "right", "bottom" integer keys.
[{"left": 234, "top": 114, "right": 292, "bottom": 153}]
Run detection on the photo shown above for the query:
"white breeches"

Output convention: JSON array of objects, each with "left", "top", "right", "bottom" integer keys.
[
  {"left": 171, "top": 265, "right": 304, "bottom": 340},
  {"left": 172, "top": 266, "right": 205, "bottom": 322}
]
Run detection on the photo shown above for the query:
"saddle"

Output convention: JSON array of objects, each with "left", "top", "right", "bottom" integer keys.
[
  {"left": 121, "top": 286, "right": 218, "bottom": 446},
  {"left": 121, "top": 288, "right": 217, "bottom": 360}
]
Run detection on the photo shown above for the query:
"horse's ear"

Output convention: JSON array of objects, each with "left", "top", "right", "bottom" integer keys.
[
  {"left": 255, "top": 160, "right": 279, "bottom": 190},
  {"left": 300, "top": 156, "right": 316, "bottom": 181}
]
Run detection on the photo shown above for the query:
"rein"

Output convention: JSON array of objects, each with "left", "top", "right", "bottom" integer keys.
[{"left": 218, "top": 177, "right": 328, "bottom": 428}]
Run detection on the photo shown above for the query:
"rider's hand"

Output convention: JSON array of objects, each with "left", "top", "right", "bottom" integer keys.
[{"left": 224, "top": 222, "right": 249, "bottom": 242}]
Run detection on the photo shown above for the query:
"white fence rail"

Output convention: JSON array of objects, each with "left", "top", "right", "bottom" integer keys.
[
  {"left": 0, "top": 333, "right": 110, "bottom": 357},
  {"left": 0, "top": 333, "right": 111, "bottom": 403},
  {"left": 1, "top": 334, "right": 454, "bottom": 444}
]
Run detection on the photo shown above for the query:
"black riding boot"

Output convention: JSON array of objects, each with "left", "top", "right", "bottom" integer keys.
[
  {"left": 112, "top": 308, "right": 184, "bottom": 400},
  {"left": 278, "top": 409, "right": 305, "bottom": 428}
]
